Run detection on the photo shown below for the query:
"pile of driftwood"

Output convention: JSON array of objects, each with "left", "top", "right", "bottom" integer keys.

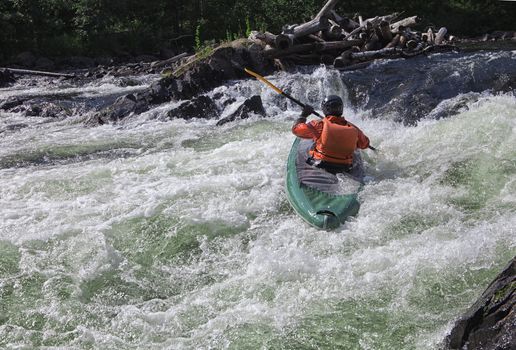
[{"left": 249, "top": 0, "right": 453, "bottom": 69}]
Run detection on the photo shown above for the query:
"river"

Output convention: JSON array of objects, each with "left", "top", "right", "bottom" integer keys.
[{"left": 1, "top": 51, "right": 515, "bottom": 349}]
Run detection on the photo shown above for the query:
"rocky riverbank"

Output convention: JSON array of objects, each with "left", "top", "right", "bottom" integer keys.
[
  {"left": 0, "top": 39, "right": 276, "bottom": 128},
  {"left": 2, "top": 39, "right": 516, "bottom": 128},
  {"left": 85, "top": 40, "right": 274, "bottom": 125},
  {"left": 444, "top": 257, "right": 515, "bottom": 350},
  {"left": 2, "top": 31, "right": 516, "bottom": 127}
]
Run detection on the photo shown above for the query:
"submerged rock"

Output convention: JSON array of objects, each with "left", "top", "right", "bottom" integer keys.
[
  {"left": 216, "top": 95, "right": 266, "bottom": 126},
  {"left": 444, "top": 256, "right": 516, "bottom": 350},
  {"left": 167, "top": 95, "right": 219, "bottom": 120}
]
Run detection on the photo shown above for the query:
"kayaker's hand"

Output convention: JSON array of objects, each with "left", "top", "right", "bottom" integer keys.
[
  {"left": 294, "top": 117, "right": 307, "bottom": 125},
  {"left": 301, "top": 105, "right": 314, "bottom": 117}
]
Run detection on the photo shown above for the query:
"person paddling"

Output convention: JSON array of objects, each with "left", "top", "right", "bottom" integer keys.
[{"left": 292, "top": 95, "right": 370, "bottom": 175}]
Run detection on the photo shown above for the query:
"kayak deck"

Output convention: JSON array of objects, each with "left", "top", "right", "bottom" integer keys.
[{"left": 286, "top": 138, "right": 364, "bottom": 230}]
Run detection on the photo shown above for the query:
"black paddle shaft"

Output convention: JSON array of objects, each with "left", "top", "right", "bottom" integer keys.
[{"left": 282, "top": 92, "right": 323, "bottom": 118}]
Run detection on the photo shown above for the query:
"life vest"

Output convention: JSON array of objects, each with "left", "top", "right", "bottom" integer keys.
[{"left": 310, "top": 116, "right": 358, "bottom": 165}]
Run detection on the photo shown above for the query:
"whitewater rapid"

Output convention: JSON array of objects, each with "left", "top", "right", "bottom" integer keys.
[{"left": 0, "top": 57, "right": 515, "bottom": 349}]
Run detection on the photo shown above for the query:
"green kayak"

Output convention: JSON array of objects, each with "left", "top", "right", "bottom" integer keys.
[{"left": 285, "top": 138, "right": 364, "bottom": 230}]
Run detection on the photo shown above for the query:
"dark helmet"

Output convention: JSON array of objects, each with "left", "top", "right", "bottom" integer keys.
[{"left": 321, "top": 95, "right": 343, "bottom": 116}]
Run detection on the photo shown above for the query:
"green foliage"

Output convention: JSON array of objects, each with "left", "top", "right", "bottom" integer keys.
[
  {"left": 245, "top": 17, "right": 252, "bottom": 38},
  {"left": 0, "top": 0, "right": 515, "bottom": 62},
  {"left": 196, "top": 45, "right": 214, "bottom": 61},
  {"left": 195, "top": 22, "right": 203, "bottom": 52}
]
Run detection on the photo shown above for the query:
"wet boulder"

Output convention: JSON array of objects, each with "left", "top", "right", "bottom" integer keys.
[
  {"left": 341, "top": 51, "right": 516, "bottom": 125},
  {"left": 87, "top": 79, "right": 175, "bottom": 125},
  {"left": 216, "top": 95, "right": 266, "bottom": 126},
  {"left": 167, "top": 95, "right": 219, "bottom": 120},
  {"left": 213, "top": 92, "right": 236, "bottom": 107},
  {"left": 88, "top": 40, "right": 275, "bottom": 127},
  {"left": 444, "top": 256, "right": 516, "bottom": 350},
  {"left": 87, "top": 93, "right": 148, "bottom": 125},
  {"left": 148, "top": 80, "right": 173, "bottom": 104}
]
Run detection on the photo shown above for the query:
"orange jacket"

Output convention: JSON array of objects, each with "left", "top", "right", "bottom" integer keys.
[{"left": 292, "top": 116, "right": 370, "bottom": 165}]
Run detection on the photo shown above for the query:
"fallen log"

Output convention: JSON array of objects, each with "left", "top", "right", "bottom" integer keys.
[
  {"left": 265, "top": 40, "right": 363, "bottom": 58},
  {"left": 379, "top": 12, "right": 401, "bottom": 23},
  {"left": 246, "top": 4, "right": 455, "bottom": 70},
  {"left": 434, "top": 27, "right": 448, "bottom": 45},
  {"left": 265, "top": 43, "right": 318, "bottom": 58},
  {"left": 316, "top": 0, "right": 340, "bottom": 19},
  {"left": 150, "top": 52, "right": 188, "bottom": 69},
  {"left": 319, "top": 39, "right": 363, "bottom": 51},
  {"left": 350, "top": 47, "right": 402, "bottom": 60},
  {"left": 343, "top": 16, "right": 381, "bottom": 41},
  {"left": 364, "top": 13, "right": 401, "bottom": 25},
  {"left": 391, "top": 16, "right": 420, "bottom": 33},
  {"left": 308, "top": 34, "right": 325, "bottom": 43},
  {"left": 2, "top": 68, "right": 75, "bottom": 78},
  {"left": 291, "top": 16, "right": 330, "bottom": 39},
  {"left": 330, "top": 11, "right": 360, "bottom": 32},
  {"left": 427, "top": 28, "right": 435, "bottom": 44},
  {"left": 248, "top": 31, "right": 277, "bottom": 46}
]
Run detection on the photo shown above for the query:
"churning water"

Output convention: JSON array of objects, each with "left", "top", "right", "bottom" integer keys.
[{"left": 1, "top": 52, "right": 515, "bottom": 349}]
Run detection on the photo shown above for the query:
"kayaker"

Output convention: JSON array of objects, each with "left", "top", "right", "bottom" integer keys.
[{"left": 292, "top": 95, "right": 370, "bottom": 174}]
